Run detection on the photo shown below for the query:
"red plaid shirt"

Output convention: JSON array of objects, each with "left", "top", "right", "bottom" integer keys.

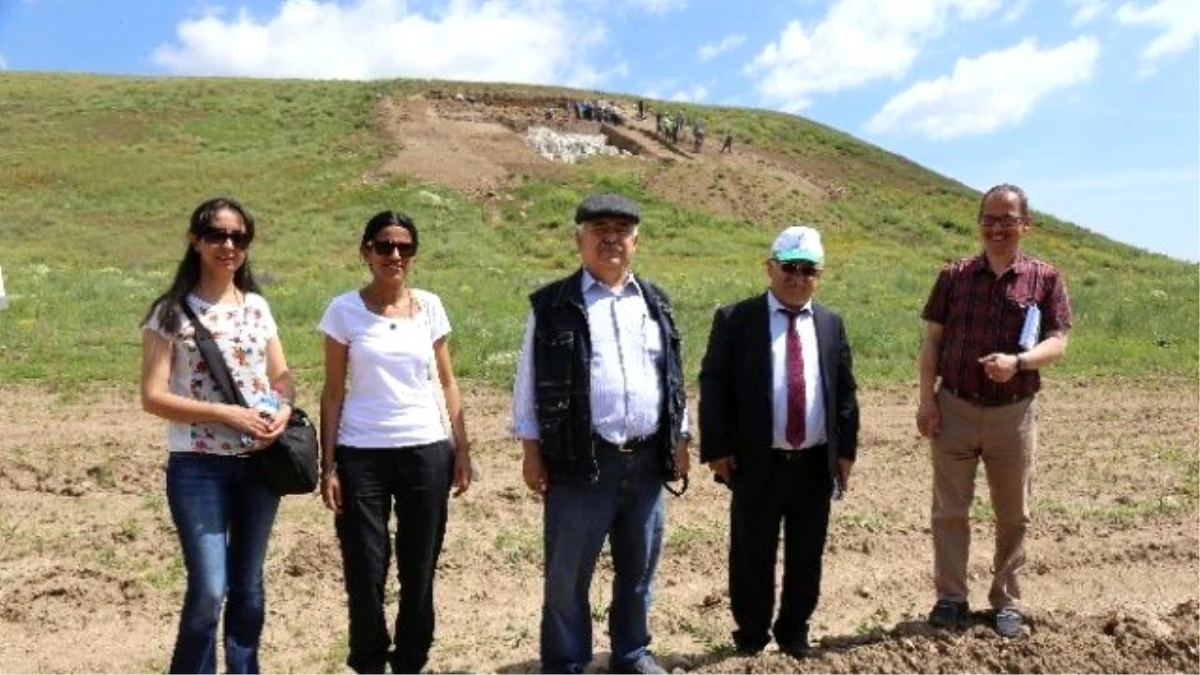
[{"left": 922, "top": 252, "right": 1072, "bottom": 400}]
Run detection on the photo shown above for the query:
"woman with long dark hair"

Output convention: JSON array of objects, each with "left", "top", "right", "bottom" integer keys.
[
  {"left": 140, "top": 197, "right": 296, "bottom": 674},
  {"left": 319, "top": 210, "right": 473, "bottom": 674}
]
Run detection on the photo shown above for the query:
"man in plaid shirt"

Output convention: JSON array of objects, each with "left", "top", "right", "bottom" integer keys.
[{"left": 916, "top": 183, "right": 1073, "bottom": 639}]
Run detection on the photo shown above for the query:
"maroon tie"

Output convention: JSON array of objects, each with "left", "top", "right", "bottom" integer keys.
[{"left": 784, "top": 308, "right": 807, "bottom": 448}]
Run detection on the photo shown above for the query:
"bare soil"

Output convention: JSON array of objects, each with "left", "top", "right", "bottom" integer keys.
[
  {"left": 0, "top": 378, "right": 1196, "bottom": 674},
  {"left": 1, "top": 96, "right": 1196, "bottom": 673},
  {"left": 367, "top": 92, "right": 840, "bottom": 222}
]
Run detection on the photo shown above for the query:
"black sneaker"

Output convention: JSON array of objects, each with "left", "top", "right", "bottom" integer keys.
[
  {"left": 732, "top": 642, "right": 764, "bottom": 657},
  {"left": 994, "top": 607, "right": 1023, "bottom": 638},
  {"left": 778, "top": 637, "right": 811, "bottom": 660},
  {"left": 928, "top": 599, "right": 969, "bottom": 629}
]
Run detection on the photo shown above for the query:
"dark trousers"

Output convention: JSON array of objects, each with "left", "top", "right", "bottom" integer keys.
[
  {"left": 729, "top": 447, "right": 832, "bottom": 650},
  {"left": 335, "top": 441, "right": 453, "bottom": 674}
]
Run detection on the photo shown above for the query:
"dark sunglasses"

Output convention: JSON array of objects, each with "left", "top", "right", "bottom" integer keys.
[
  {"left": 776, "top": 260, "right": 822, "bottom": 277},
  {"left": 367, "top": 240, "right": 417, "bottom": 257},
  {"left": 979, "top": 214, "right": 1025, "bottom": 228},
  {"left": 197, "top": 226, "right": 252, "bottom": 250}
]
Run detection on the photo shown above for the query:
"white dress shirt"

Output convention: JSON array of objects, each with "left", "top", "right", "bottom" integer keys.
[
  {"left": 767, "top": 292, "right": 826, "bottom": 450},
  {"left": 511, "top": 270, "right": 688, "bottom": 444}
]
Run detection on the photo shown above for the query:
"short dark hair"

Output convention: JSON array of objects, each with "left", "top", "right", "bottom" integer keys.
[
  {"left": 978, "top": 183, "right": 1029, "bottom": 219},
  {"left": 361, "top": 211, "right": 419, "bottom": 252}
]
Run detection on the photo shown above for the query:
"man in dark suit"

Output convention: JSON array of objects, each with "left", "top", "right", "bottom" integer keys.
[{"left": 699, "top": 225, "right": 859, "bottom": 659}]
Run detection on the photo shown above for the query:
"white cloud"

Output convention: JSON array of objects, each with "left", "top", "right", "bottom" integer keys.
[
  {"left": 698, "top": 33, "right": 746, "bottom": 61},
  {"left": 745, "top": 0, "right": 1003, "bottom": 112},
  {"left": 1003, "top": 0, "right": 1033, "bottom": 23},
  {"left": 1114, "top": 0, "right": 1200, "bottom": 74},
  {"left": 866, "top": 36, "right": 1100, "bottom": 139},
  {"left": 152, "top": 0, "right": 614, "bottom": 86},
  {"left": 1066, "top": 0, "right": 1107, "bottom": 25},
  {"left": 624, "top": 0, "right": 686, "bottom": 13},
  {"left": 0, "top": 53, "right": 7, "bottom": 70},
  {"left": 669, "top": 84, "right": 709, "bottom": 101},
  {"left": 565, "top": 60, "right": 630, "bottom": 90}
]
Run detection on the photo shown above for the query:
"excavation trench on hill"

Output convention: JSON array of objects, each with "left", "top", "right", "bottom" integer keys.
[{"left": 368, "top": 92, "right": 834, "bottom": 224}]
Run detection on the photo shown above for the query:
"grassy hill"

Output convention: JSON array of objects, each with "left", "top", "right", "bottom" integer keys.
[{"left": 1, "top": 72, "right": 1196, "bottom": 391}]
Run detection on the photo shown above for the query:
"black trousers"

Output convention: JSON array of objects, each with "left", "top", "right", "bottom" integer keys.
[
  {"left": 729, "top": 446, "right": 833, "bottom": 650},
  {"left": 335, "top": 441, "right": 453, "bottom": 674}
]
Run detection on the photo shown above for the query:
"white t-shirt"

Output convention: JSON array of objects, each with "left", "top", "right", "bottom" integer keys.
[
  {"left": 319, "top": 289, "right": 451, "bottom": 448},
  {"left": 143, "top": 292, "right": 279, "bottom": 455}
]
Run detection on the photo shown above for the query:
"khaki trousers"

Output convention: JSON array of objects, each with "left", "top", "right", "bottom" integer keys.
[{"left": 930, "top": 388, "right": 1036, "bottom": 609}]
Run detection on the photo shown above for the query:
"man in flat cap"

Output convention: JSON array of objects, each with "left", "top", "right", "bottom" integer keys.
[
  {"left": 699, "top": 225, "right": 859, "bottom": 659},
  {"left": 511, "top": 193, "right": 691, "bottom": 674}
]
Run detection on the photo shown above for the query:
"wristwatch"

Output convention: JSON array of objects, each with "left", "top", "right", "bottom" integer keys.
[{"left": 1015, "top": 354, "right": 1026, "bottom": 372}]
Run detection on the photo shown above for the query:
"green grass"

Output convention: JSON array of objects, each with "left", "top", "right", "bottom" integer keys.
[{"left": 1, "top": 72, "right": 1196, "bottom": 392}]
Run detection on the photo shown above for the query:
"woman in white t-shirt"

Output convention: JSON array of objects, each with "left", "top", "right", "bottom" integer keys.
[
  {"left": 318, "top": 210, "right": 473, "bottom": 674},
  {"left": 140, "top": 197, "right": 296, "bottom": 674}
]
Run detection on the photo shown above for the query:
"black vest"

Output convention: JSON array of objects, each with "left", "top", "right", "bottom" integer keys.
[{"left": 528, "top": 268, "right": 686, "bottom": 482}]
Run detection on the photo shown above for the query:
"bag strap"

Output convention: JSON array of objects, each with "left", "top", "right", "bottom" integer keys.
[{"left": 180, "top": 298, "right": 249, "bottom": 408}]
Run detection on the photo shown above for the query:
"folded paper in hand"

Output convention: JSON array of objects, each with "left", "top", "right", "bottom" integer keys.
[{"left": 1018, "top": 305, "right": 1041, "bottom": 352}]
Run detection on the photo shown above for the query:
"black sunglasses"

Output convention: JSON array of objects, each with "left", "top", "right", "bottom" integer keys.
[
  {"left": 776, "top": 260, "right": 822, "bottom": 277},
  {"left": 979, "top": 214, "right": 1025, "bottom": 228},
  {"left": 368, "top": 240, "right": 417, "bottom": 257},
  {"left": 197, "top": 226, "right": 252, "bottom": 250}
]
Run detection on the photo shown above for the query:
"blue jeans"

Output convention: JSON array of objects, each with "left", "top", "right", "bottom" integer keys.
[
  {"left": 541, "top": 445, "right": 665, "bottom": 674},
  {"left": 166, "top": 453, "right": 281, "bottom": 674}
]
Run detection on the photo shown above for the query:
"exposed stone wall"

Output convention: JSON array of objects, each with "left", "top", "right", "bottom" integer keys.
[{"left": 524, "top": 126, "right": 628, "bottom": 164}]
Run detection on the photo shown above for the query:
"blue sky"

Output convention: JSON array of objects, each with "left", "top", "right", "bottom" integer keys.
[{"left": 2, "top": 0, "right": 1197, "bottom": 261}]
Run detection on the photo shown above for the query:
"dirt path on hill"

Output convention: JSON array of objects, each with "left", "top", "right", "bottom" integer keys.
[{"left": 0, "top": 379, "right": 1196, "bottom": 673}]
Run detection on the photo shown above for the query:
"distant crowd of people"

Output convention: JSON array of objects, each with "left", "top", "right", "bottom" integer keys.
[
  {"left": 142, "top": 182, "right": 1070, "bottom": 673},
  {"left": 645, "top": 103, "right": 733, "bottom": 154},
  {"left": 569, "top": 98, "right": 625, "bottom": 125}
]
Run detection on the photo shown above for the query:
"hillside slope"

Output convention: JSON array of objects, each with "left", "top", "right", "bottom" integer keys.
[{"left": 0, "top": 73, "right": 1195, "bottom": 386}]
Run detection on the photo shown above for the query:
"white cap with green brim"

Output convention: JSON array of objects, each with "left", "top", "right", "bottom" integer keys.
[{"left": 772, "top": 225, "right": 824, "bottom": 264}]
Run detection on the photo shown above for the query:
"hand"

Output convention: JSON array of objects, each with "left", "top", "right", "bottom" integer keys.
[
  {"left": 708, "top": 456, "right": 736, "bottom": 484},
  {"left": 250, "top": 403, "right": 292, "bottom": 450},
  {"left": 223, "top": 404, "right": 273, "bottom": 440},
  {"left": 979, "top": 352, "right": 1019, "bottom": 384},
  {"left": 452, "top": 450, "right": 472, "bottom": 497},
  {"left": 320, "top": 471, "right": 342, "bottom": 514},
  {"left": 837, "top": 458, "right": 854, "bottom": 492},
  {"left": 916, "top": 398, "right": 942, "bottom": 438},
  {"left": 670, "top": 439, "right": 691, "bottom": 479},
  {"left": 522, "top": 449, "right": 548, "bottom": 495}
]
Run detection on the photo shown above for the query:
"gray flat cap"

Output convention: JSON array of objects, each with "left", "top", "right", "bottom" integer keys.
[{"left": 575, "top": 193, "right": 641, "bottom": 225}]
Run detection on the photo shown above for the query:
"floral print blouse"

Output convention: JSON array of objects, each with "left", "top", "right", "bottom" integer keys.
[{"left": 144, "top": 292, "right": 278, "bottom": 455}]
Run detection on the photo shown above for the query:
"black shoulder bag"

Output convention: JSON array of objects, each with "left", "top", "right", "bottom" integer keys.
[{"left": 181, "top": 300, "right": 319, "bottom": 496}]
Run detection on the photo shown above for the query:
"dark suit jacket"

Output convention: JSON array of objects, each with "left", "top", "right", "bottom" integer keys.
[{"left": 698, "top": 293, "right": 859, "bottom": 495}]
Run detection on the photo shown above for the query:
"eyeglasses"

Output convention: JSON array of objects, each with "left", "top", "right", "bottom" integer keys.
[
  {"left": 367, "top": 240, "right": 417, "bottom": 257},
  {"left": 979, "top": 215, "right": 1025, "bottom": 228},
  {"left": 775, "top": 260, "right": 822, "bottom": 277},
  {"left": 197, "top": 226, "right": 252, "bottom": 250}
]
